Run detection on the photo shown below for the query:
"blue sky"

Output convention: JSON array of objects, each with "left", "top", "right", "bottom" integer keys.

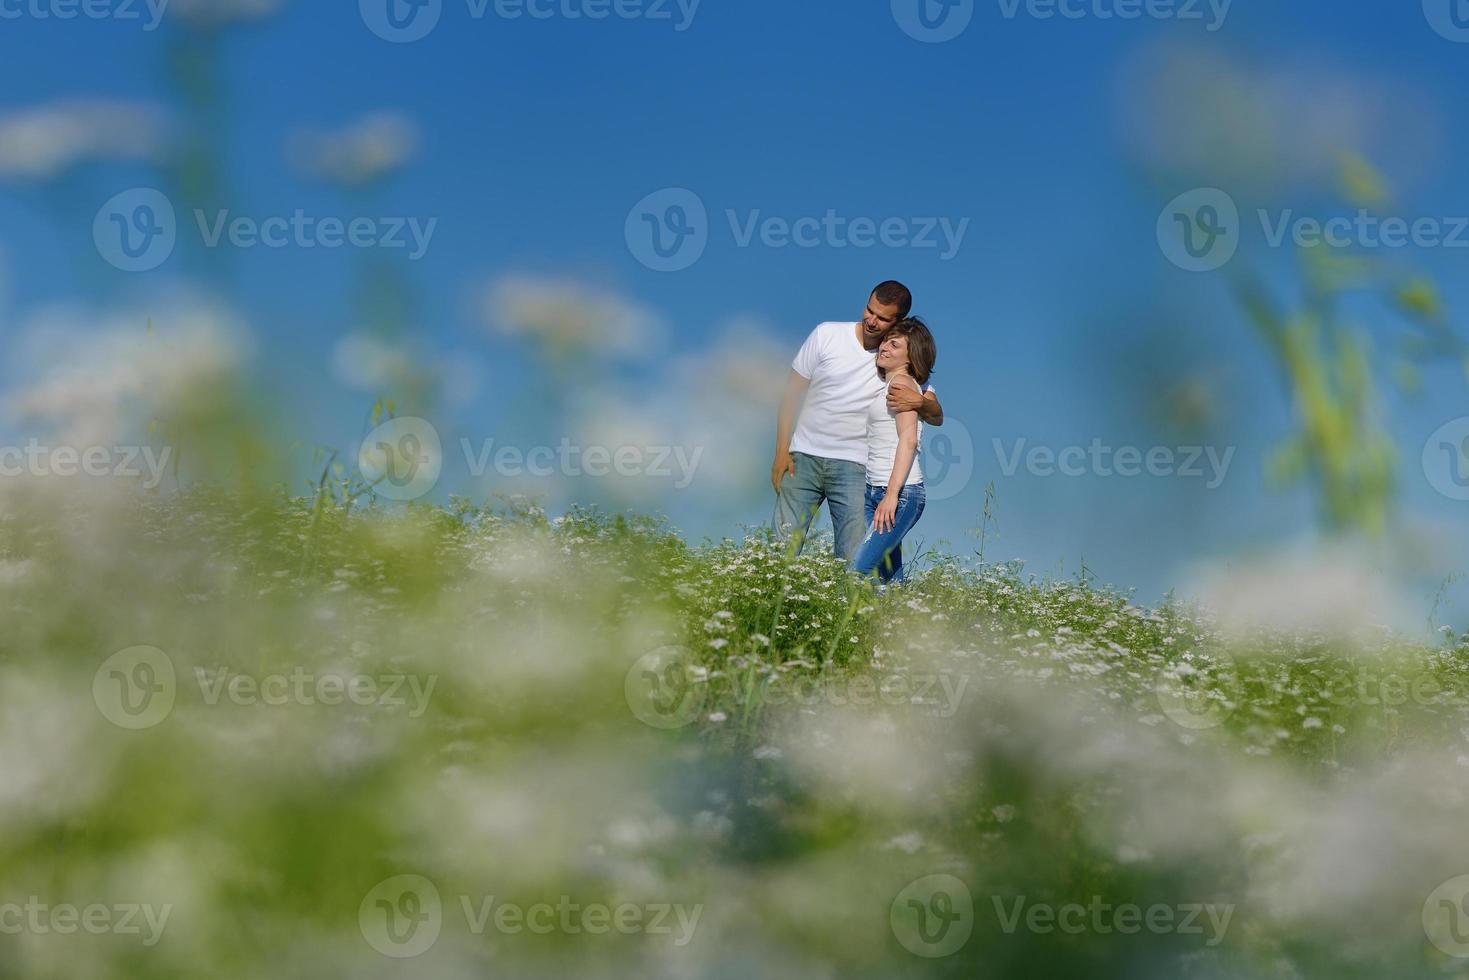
[{"left": 2, "top": 0, "right": 1469, "bottom": 613}]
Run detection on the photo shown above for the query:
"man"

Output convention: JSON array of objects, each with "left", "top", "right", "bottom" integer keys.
[{"left": 771, "top": 280, "right": 944, "bottom": 562}]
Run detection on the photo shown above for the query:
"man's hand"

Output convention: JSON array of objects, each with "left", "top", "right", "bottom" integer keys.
[
  {"left": 873, "top": 492, "right": 899, "bottom": 533},
  {"left": 773, "top": 370, "right": 811, "bottom": 493},
  {"left": 772, "top": 450, "right": 796, "bottom": 494},
  {"left": 886, "top": 383, "right": 927, "bottom": 415}
]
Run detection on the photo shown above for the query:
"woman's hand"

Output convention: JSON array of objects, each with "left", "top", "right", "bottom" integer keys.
[{"left": 873, "top": 492, "right": 899, "bottom": 533}]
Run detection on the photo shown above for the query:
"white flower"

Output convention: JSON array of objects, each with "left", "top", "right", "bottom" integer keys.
[
  {"left": 0, "top": 99, "right": 169, "bottom": 180},
  {"left": 4, "top": 302, "right": 247, "bottom": 446},
  {"left": 480, "top": 275, "right": 660, "bottom": 361},
  {"left": 168, "top": 0, "right": 286, "bottom": 26},
  {"left": 289, "top": 112, "right": 419, "bottom": 186}
]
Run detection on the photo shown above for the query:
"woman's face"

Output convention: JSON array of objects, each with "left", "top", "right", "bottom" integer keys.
[{"left": 876, "top": 332, "right": 910, "bottom": 373}]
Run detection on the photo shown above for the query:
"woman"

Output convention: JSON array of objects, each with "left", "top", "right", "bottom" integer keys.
[{"left": 851, "top": 317, "right": 936, "bottom": 584}]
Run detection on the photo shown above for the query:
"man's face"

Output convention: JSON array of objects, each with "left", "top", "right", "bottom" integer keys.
[{"left": 859, "top": 294, "right": 903, "bottom": 347}]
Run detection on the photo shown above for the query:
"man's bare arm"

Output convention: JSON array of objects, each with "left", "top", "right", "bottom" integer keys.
[
  {"left": 772, "top": 370, "right": 811, "bottom": 492},
  {"left": 918, "top": 390, "right": 944, "bottom": 427},
  {"left": 887, "top": 386, "right": 944, "bottom": 427}
]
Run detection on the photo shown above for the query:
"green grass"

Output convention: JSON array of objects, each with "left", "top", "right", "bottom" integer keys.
[{"left": 2, "top": 484, "right": 1468, "bottom": 977}]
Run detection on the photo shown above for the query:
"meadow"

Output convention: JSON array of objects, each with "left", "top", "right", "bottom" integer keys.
[
  {"left": 2, "top": 4, "right": 1465, "bottom": 977},
  {"left": 5, "top": 476, "right": 1469, "bottom": 978}
]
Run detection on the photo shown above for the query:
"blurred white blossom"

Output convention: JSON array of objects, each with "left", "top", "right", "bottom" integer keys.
[
  {"left": 1115, "top": 43, "right": 1440, "bottom": 193},
  {"left": 288, "top": 112, "right": 420, "bottom": 186},
  {"left": 0, "top": 674, "right": 109, "bottom": 830},
  {"left": 331, "top": 331, "right": 481, "bottom": 408},
  {"left": 331, "top": 333, "right": 418, "bottom": 392},
  {"left": 3, "top": 301, "right": 248, "bottom": 446},
  {"left": 562, "top": 315, "right": 788, "bottom": 503},
  {"left": 480, "top": 274, "right": 662, "bottom": 361},
  {"left": 168, "top": 0, "right": 287, "bottom": 27},
  {"left": 1182, "top": 541, "right": 1419, "bottom": 644},
  {"left": 0, "top": 99, "right": 170, "bottom": 181}
]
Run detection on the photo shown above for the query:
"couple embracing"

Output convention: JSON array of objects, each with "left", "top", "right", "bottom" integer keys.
[{"left": 771, "top": 280, "right": 942, "bottom": 584}]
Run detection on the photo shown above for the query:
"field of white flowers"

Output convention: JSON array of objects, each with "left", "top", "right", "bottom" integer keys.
[{"left": 3, "top": 477, "right": 1469, "bottom": 978}]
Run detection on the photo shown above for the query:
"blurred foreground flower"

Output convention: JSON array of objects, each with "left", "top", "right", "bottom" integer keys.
[
  {"left": 331, "top": 331, "right": 481, "bottom": 410},
  {"left": 0, "top": 99, "right": 171, "bottom": 181},
  {"left": 480, "top": 274, "right": 662, "bottom": 363},
  {"left": 3, "top": 301, "right": 248, "bottom": 446},
  {"left": 1116, "top": 43, "right": 1440, "bottom": 193},
  {"left": 1182, "top": 540, "right": 1418, "bottom": 643},
  {"left": 167, "top": 0, "right": 287, "bottom": 28},
  {"left": 288, "top": 112, "right": 420, "bottom": 186},
  {"left": 563, "top": 317, "right": 789, "bottom": 502}
]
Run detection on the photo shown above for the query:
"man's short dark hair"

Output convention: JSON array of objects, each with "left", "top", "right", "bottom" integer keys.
[{"left": 872, "top": 280, "right": 913, "bottom": 319}]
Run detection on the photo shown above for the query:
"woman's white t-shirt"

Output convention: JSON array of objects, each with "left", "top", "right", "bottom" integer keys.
[{"left": 865, "top": 376, "right": 923, "bottom": 487}]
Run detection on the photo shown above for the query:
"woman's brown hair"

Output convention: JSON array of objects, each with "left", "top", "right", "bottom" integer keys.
[{"left": 880, "top": 317, "right": 937, "bottom": 386}]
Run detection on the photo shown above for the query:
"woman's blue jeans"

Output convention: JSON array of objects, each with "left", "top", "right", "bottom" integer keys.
[{"left": 851, "top": 482, "right": 926, "bottom": 584}]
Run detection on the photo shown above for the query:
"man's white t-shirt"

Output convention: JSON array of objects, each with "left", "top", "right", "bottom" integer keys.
[{"left": 789, "top": 321, "right": 932, "bottom": 466}]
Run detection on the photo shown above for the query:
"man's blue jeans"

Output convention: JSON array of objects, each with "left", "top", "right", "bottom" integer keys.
[
  {"left": 852, "top": 482, "right": 926, "bottom": 584},
  {"left": 773, "top": 452, "right": 869, "bottom": 563}
]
